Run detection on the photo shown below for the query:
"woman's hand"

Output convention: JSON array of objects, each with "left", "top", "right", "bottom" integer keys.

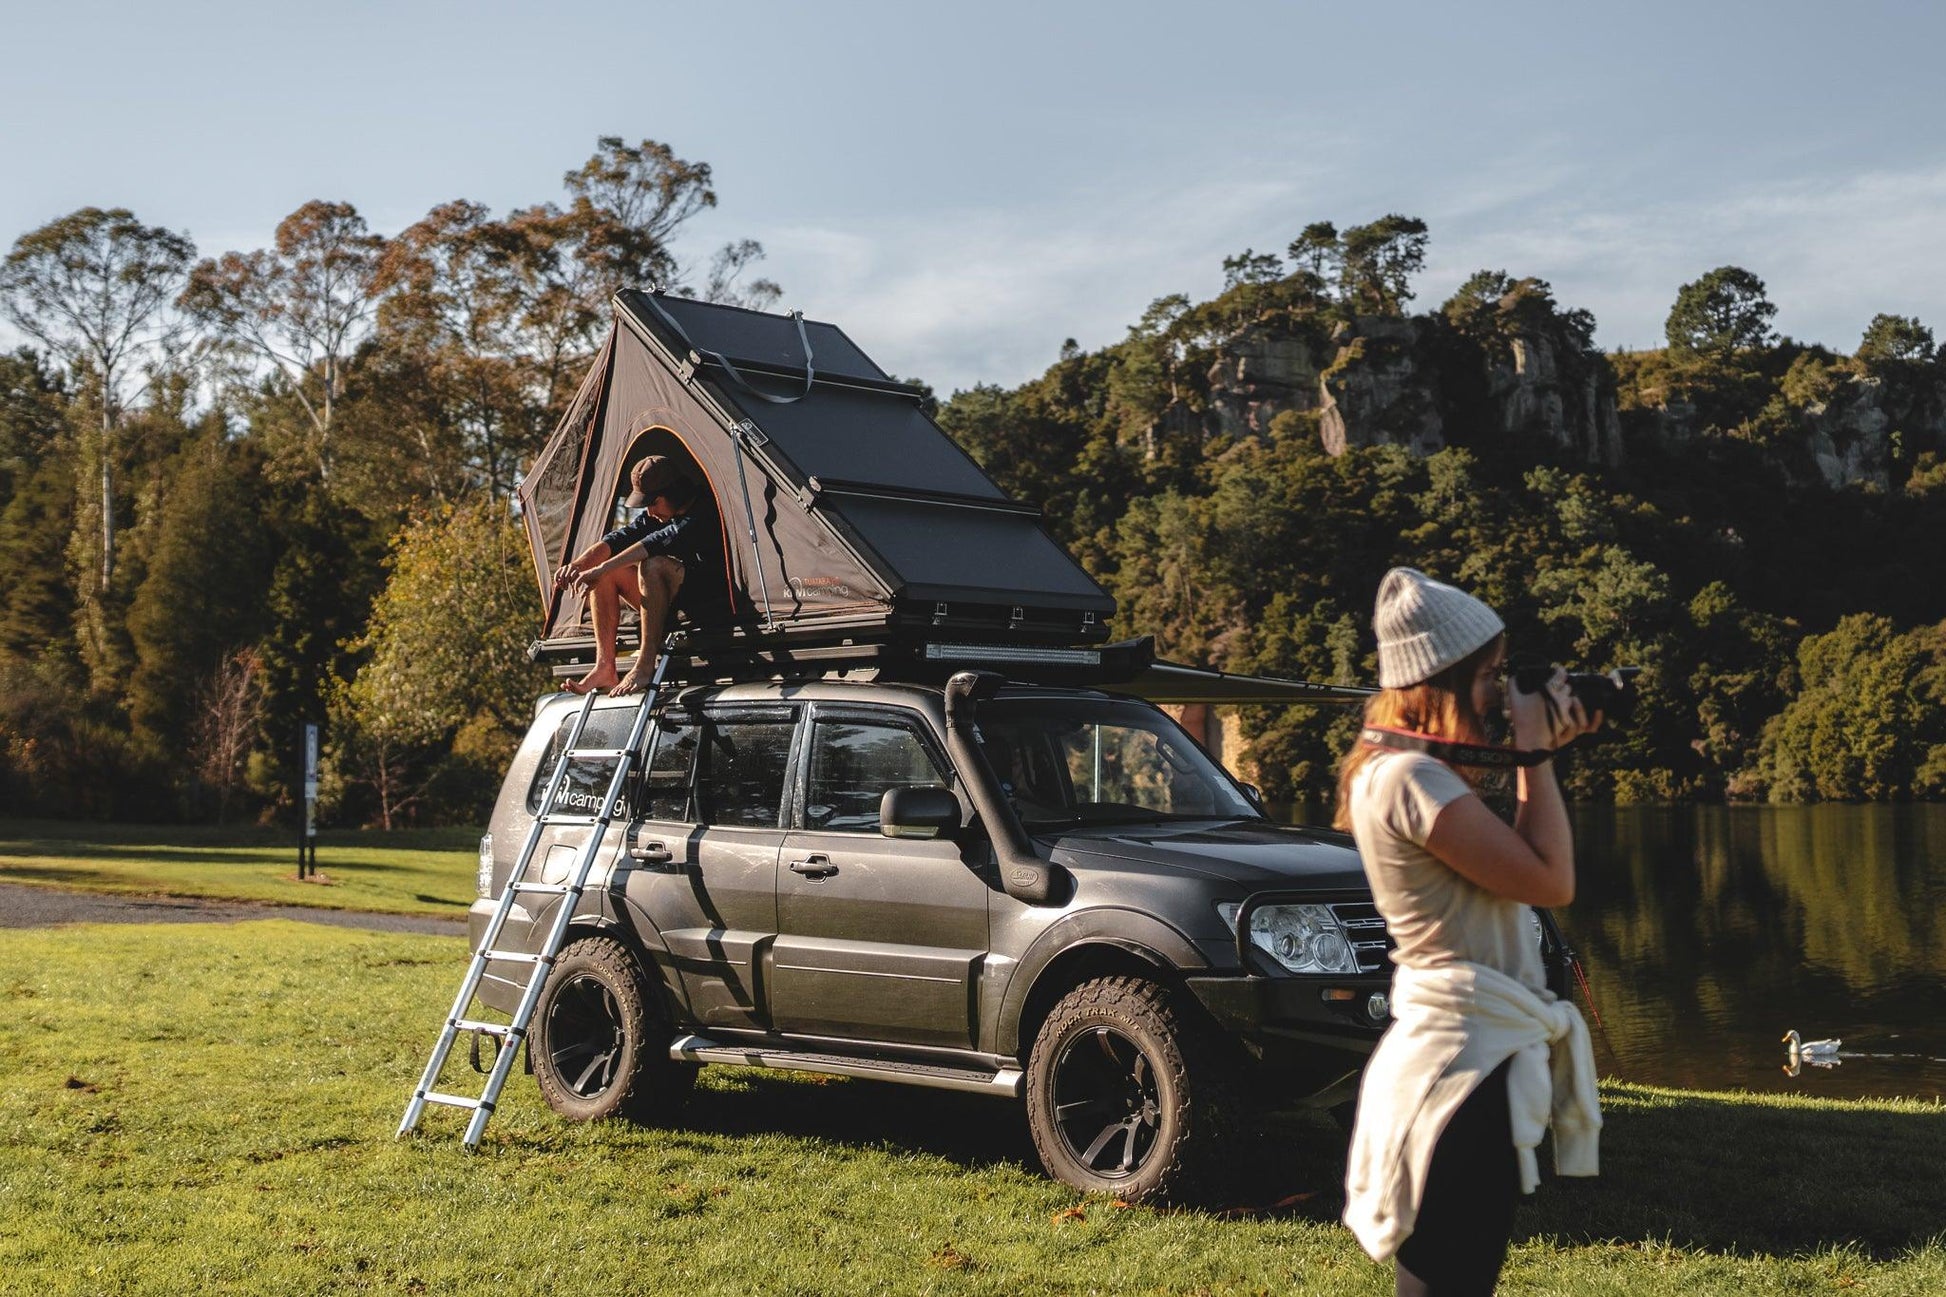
[{"left": 1509, "top": 667, "right": 1603, "bottom": 753}]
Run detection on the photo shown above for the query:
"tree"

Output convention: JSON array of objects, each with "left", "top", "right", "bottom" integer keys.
[
  {"left": 190, "top": 647, "right": 265, "bottom": 823},
  {"left": 123, "top": 426, "right": 270, "bottom": 751},
  {"left": 1338, "top": 215, "right": 1429, "bottom": 316},
  {"left": 329, "top": 499, "right": 544, "bottom": 826},
  {"left": 1856, "top": 312, "right": 1935, "bottom": 367},
  {"left": 1664, "top": 266, "right": 1777, "bottom": 355},
  {"left": 180, "top": 200, "right": 386, "bottom": 482},
  {"left": 0, "top": 208, "right": 195, "bottom": 585},
  {"left": 562, "top": 135, "right": 718, "bottom": 292}
]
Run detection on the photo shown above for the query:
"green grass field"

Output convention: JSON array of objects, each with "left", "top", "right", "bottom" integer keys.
[
  {"left": 0, "top": 819, "right": 480, "bottom": 916},
  {"left": 2, "top": 921, "right": 1942, "bottom": 1295}
]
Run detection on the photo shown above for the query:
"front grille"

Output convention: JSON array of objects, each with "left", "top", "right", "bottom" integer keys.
[{"left": 1329, "top": 901, "right": 1394, "bottom": 974}]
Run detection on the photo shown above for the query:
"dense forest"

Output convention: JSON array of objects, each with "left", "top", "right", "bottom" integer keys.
[{"left": 2, "top": 147, "right": 1943, "bottom": 826}]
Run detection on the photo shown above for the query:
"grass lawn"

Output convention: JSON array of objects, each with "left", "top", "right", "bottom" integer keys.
[
  {"left": 0, "top": 819, "right": 480, "bottom": 916},
  {"left": 1, "top": 922, "right": 1942, "bottom": 1294}
]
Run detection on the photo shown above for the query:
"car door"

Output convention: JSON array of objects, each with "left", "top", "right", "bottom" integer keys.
[
  {"left": 771, "top": 705, "right": 991, "bottom": 1050},
  {"left": 624, "top": 706, "right": 797, "bottom": 1032}
]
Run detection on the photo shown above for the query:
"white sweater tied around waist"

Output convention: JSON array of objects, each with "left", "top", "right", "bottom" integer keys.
[{"left": 1342, "top": 960, "right": 1601, "bottom": 1261}]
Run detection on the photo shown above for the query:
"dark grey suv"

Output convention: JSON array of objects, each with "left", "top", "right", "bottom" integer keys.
[{"left": 472, "top": 672, "right": 1396, "bottom": 1200}]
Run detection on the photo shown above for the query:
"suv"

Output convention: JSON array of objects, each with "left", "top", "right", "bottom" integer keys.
[{"left": 472, "top": 671, "right": 1396, "bottom": 1200}]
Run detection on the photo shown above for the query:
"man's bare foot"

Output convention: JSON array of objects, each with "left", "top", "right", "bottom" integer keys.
[
  {"left": 610, "top": 662, "right": 656, "bottom": 697},
  {"left": 564, "top": 664, "right": 620, "bottom": 695}
]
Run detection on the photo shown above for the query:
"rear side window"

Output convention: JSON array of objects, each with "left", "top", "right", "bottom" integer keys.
[
  {"left": 694, "top": 716, "right": 797, "bottom": 828},
  {"left": 805, "top": 717, "right": 947, "bottom": 834},
  {"left": 639, "top": 721, "right": 700, "bottom": 821},
  {"left": 525, "top": 706, "right": 642, "bottom": 817}
]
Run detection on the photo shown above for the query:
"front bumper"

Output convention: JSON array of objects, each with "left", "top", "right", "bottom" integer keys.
[{"left": 1185, "top": 971, "right": 1392, "bottom": 1104}]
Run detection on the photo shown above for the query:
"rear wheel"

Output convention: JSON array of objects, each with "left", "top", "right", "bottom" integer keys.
[
  {"left": 1024, "top": 975, "right": 1229, "bottom": 1202},
  {"left": 531, "top": 935, "right": 694, "bottom": 1123}
]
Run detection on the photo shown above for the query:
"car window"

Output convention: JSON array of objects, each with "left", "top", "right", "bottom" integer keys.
[
  {"left": 639, "top": 720, "right": 699, "bottom": 821},
  {"left": 526, "top": 705, "right": 641, "bottom": 817},
  {"left": 804, "top": 716, "right": 948, "bottom": 834},
  {"left": 694, "top": 716, "right": 796, "bottom": 828},
  {"left": 980, "top": 698, "right": 1257, "bottom": 827}
]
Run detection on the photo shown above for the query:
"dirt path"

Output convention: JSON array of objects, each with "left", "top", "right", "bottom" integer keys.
[{"left": 0, "top": 881, "right": 466, "bottom": 935}]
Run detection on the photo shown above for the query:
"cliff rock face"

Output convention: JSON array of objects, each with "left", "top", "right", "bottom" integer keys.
[
  {"left": 1489, "top": 331, "right": 1624, "bottom": 465},
  {"left": 1203, "top": 325, "right": 1321, "bottom": 439},
  {"left": 1803, "top": 376, "right": 1896, "bottom": 489},
  {"left": 1318, "top": 318, "right": 1446, "bottom": 456}
]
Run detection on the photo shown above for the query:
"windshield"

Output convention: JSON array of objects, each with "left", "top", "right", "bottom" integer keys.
[{"left": 977, "top": 697, "right": 1262, "bottom": 829}]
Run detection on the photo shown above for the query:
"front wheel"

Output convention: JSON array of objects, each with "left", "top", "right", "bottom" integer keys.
[
  {"left": 1024, "top": 976, "right": 1228, "bottom": 1202},
  {"left": 530, "top": 934, "right": 694, "bottom": 1123}
]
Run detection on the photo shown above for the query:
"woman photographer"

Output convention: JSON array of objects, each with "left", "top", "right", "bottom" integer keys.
[{"left": 1337, "top": 568, "right": 1604, "bottom": 1297}]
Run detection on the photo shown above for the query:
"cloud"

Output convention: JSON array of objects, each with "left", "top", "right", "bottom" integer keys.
[{"left": 750, "top": 153, "right": 1946, "bottom": 391}]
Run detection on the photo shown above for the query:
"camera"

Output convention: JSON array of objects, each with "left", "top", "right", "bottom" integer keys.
[{"left": 1510, "top": 662, "right": 1640, "bottom": 726}]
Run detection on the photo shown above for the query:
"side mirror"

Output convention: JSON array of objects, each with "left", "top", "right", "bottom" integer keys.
[
  {"left": 1239, "top": 783, "right": 1266, "bottom": 812},
  {"left": 880, "top": 786, "right": 960, "bottom": 840}
]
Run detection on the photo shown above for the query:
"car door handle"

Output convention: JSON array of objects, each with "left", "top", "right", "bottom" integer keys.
[
  {"left": 626, "top": 825, "right": 672, "bottom": 867},
  {"left": 789, "top": 854, "right": 837, "bottom": 879}
]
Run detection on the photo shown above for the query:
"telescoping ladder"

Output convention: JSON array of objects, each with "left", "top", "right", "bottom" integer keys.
[{"left": 397, "top": 648, "right": 674, "bottom": 1148}]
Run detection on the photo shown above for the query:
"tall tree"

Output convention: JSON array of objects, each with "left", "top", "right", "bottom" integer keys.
[
  {"left": 180, "top": 200, "right": 386, "bottom": 482},
  {"left": 1664, "top": 266, "right": 1778, "bottom": 355},
  {"left": 1339, "top": 215, "right": 1429, "bottom": 316},
  {"left": 0, "top": 208, "right": 194, "bottom": 585},
  {"left": 1856, "top": 312, "right": 1935, "bottom": 367}
]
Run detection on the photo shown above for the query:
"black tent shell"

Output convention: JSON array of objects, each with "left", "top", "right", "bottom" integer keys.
[{"left": 517, "top": 291, "right": 1116, "bottom": 659}]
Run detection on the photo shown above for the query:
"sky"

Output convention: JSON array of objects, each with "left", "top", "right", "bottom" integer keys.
[{"left": 4, "top": 0, "right": 1944, "bottom": 394}]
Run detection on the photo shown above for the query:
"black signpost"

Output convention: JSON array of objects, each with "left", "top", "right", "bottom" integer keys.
[{"left": 298, "top": 722, "right": 319, "bottom": 879}]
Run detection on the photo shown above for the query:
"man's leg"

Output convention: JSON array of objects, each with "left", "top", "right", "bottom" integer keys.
[
  {"left": 613, "top": 556, "right": 685, "bottom": 695},
  {"left": 565, "top": 565, "right": 644, "bottom": 694}
]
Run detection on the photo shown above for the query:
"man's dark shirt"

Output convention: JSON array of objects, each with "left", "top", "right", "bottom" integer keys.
[{"left": 600, "top": 497, "right": 730, "bottom": 619}]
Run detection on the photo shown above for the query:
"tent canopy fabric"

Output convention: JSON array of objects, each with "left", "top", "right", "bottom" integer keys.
[{"left": 516, "top": 291, "right": 1115, "bottom": 654}]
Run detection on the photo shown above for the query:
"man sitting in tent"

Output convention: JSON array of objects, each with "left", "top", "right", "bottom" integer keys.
[{"left": 554, "top": 454, "right": 726, "bottom": 696}]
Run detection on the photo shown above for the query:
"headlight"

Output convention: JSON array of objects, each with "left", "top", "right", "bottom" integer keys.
[
  {"left": 1217, "top": 901, "right": 1361, "bottom": 975},
  {"left": 477, "top": 833, "right": 495, "bottom": 898}
]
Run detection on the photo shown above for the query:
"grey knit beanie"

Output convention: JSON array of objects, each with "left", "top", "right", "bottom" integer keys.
[{"left": 1373, "top": 567, "right": 1505, "bottom": 688}]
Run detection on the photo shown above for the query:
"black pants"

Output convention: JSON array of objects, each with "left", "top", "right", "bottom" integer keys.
[{"left": 1394, "top": 1058, "right": 1518, "bottom": 1297}]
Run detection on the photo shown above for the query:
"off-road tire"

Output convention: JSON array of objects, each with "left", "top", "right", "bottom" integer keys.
[
  {"left": 531, "top": 935, "right": 694, "bottom": 1123},
  {"left": 1024, "top": 975, "right": 1231, "bottom": 1203}
]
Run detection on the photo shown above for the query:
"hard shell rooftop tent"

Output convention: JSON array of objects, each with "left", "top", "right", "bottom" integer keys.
[{"left": 516, "top": 290, "right": 1115, "bottom": 679}]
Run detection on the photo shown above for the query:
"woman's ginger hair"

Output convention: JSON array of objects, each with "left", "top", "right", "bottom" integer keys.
[{"left": 1333, "top": 634, "right": 1505, "bottom": 830}]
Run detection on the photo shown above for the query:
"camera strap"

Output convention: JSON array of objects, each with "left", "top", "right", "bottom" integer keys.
[{"left": 1359, "top": 725, "right": 1555, "bottom": 769}]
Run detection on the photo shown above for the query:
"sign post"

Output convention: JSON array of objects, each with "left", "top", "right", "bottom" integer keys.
[{"left": 300, "top": 722, "right": 320, "bottom": 879}]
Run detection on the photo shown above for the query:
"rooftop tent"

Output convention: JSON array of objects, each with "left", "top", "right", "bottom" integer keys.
[{"left": 516, "top": 291, "right": 1116, "bottom": 662}]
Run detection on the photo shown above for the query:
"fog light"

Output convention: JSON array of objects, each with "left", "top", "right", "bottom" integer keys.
[{"left": 1366, "top": 991, "right": 1391, "bottom": 1022}]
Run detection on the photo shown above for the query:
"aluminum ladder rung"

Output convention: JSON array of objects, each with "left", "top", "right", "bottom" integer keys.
[
  {"left": 481, "top": 950, "right": 550, "bottom": 967},
  {"left": 423, "top": 1091, "right": 491, "bottom": 1111},
  {"left": 399, "top": 644, "right": 677, "bottom": 1146},
  {"left": 453, "top": 1019, "right": 521, "bottom": 1038}
]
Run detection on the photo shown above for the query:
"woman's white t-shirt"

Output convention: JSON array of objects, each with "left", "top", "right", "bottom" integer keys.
[{"left": 1347, "top": 750, "right": 1543, "bottom": 990}]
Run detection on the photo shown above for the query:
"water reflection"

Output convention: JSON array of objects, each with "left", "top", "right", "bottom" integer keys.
[
  {"left": 1278, "top": 801, "right": 1946, "bottom": 1101},
  {"left": 1562, "top": 804, "right": 1946, "bottom": 1102}
]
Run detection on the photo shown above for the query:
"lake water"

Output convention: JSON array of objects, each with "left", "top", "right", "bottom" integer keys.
[
  {"left": 1284, "top": 803, "right": 1946, "bottom": 1103},
  {"left": 1560, "top": 803, "right": 1946, "bottom": 1104}
]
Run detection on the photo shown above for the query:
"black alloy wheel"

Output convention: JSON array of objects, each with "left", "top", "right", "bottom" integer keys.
[
  {"left": 1025, "top": 976, "right": 1221, "bottom": 1202},
  {"left": 1050, "top": 1024, "right": 1164, "bottom": 1177},
  {"left": 545, "top": 973, "right": 627, "bottom": 1098},
  {"left": 530, "top": 934, "right": 695, "bottom": 1123}
]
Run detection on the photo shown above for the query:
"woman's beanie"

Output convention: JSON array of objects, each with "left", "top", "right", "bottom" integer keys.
[{"left": 1373, "top": 567, "right": 1505, "bottom": 688}]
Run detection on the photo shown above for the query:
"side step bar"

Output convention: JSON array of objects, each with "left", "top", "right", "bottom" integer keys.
[{"left": 671, "top": 1034, "right": 1024, "bottom": 1099}]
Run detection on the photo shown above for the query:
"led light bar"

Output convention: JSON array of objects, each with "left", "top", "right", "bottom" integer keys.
[{"left": 922, "top": 643, "right": 1103, "bottom": 666}]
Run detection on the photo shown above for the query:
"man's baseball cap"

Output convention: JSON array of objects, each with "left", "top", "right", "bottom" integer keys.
[{"left": 624, "top": 455, "right": 693, "bottom": 507}]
